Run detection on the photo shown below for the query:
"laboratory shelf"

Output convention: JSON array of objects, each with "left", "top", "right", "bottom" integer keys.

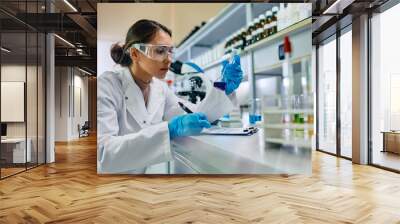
[
  {"left": 200, "top": 18, "right": 311, "bottom": 74},
  {"left": 263, "top": 109, "right": 314, "bottom": 114},
  {"left": 254, "top": 54, "right": 311, "bottom": 76},
  {"left": 252, "top": 19, "right": 311, "bottom": 75},
  {"left": 264, "top": 137, "right": 311, "bottom": 148},
  {"left": 174, "top": 3, "right": 313, "bottom": 133},
  {"left": 176, "top": 3, "right": 282, "bottom": 62},
  {"left": 175, "top": 3, "right": 247, "bottom": 61},
  {"left": 262, "top": 123, "right": 313, "bottom": 129},
  {"left": 242, "top": 18, "right": 311, "bottom": 55}
]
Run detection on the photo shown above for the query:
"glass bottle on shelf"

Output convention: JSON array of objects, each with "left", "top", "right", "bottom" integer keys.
[
  {"left": 246, "top": 22, "right": 254, "bottom": 47},
  {"left": 229, "top": 33, "right": 236, "bottom": 52},
  {"left": 236, "top": 30, "right": 242, "bottom": 50},
  {"left": 236, "top": 28, "right": 246, "bottom": 50},
  {"left": 264, "top": 10, "right": 272, "bottom": 39},
  {"left": 228, "top": 33, "right": 235, "bottom": 53},
  {"left": 233, "top": 31, "right": 239, "bottom": 51},
  {"left": 251, "top": 18, "right": 260, "bottom": 45},
  {"left": 236, "top": 30, "right": 242, "bottom": 49},
  {"left": 257, "top": 14, "right": 266, "bottom": 42},
  {"left": 239, "top": 28, "right": 246, "bottom": 50},
  {"left": 230, "top": 32, "right": 237, "bottom": 51},
  {"left": 271, "top": 6, "right": 279, "bottom": 35},
  {"left": 243, "top": 25, "right": 250, "bottom": 48},
  {"left": 253, "top": 17, "right": 261, "bottom": 44}
]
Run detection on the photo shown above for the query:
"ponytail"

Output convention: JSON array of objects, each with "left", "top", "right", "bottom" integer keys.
[{"left": 110, "top": 44, "right": 131, "bottom": 66}]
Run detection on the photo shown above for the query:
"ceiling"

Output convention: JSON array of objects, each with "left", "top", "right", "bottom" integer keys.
[
  {"left": 0, "top": 0, "right": 393, "bottom": 75},
  {"left": 0, "top": 0, "right": 97, "bottom": 74}
]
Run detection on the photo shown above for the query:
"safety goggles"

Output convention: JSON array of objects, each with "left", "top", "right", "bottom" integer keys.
[{"left": 130, "top": 43, "right": 175, "bottom": 62}]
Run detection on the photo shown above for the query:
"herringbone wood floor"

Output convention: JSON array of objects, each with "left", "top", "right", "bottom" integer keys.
[{"left": 1, "top": 134, "right": 400, "bottom": 224}]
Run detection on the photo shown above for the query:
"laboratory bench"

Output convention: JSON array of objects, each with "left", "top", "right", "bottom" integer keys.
[{"left": 145, "top": 129, "right": 311, "bottom": 174}]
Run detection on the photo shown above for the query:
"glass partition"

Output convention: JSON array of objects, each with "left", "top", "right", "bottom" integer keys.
[
  {"left": 339, "top": 27, "right": 352, "bottom": 158},
  {"left": 371, "top": 3, "right": 400, "bottom": 171},
  {"left": 317, "top": 35, "right": 337, "bottom": 155},
  {"left": 0, "top": 1, "right": 46, "bottom": 179},
  {"left": 1, "top": 30, "right": 28, "bottom": 177}
]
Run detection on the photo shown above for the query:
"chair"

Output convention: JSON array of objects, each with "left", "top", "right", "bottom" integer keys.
[{"left": 78, "top": 121, "right": 90, "bottom": 138}]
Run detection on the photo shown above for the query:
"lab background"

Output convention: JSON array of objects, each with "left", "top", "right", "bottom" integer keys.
[{"left": 97, "top": 3, "right": 313, "bottom": 174}]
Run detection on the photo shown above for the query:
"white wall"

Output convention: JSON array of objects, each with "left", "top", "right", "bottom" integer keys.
[
  {"left": 171, "top": 3, "right": 228, "bottom": 44},
  {"left": 55, "top": 67, "right": 68, "bottom": 141},
  {"left": 1, "top": 65, "right": 25, "bottom": 127},
  {"left": 55, "top": 67, "right": 89, "bottom": 141},
  {"left": 97, "top": 3, "right": 227, "bottom": 75},
  {"left": 97, "top": 39, "right": 118, "bottom": 79},
  {"left": 1, "top": 64, "right": 46, "bottom": 163},
  {"left": 1, "top": 65, "right": 30, "bottom": 138}
]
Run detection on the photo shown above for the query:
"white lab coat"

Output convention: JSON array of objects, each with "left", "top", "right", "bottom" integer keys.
[{"left": 97, "top": 66, "right": 234, "bottom": 174}]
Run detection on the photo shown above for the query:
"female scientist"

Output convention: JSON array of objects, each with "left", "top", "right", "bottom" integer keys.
[{"left": 97, "top": 19, "right": 243, "bottom": 173}]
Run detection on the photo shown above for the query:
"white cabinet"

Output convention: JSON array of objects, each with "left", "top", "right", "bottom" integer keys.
[{"left": 1, "top": 138, "right": 32, "bottom": 164}]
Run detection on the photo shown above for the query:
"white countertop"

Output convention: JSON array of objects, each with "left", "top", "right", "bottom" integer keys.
[{"left": 169, "top": 129, "right": 311, "bottom": 174}]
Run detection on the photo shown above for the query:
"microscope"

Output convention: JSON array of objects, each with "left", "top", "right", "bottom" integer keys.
[{"left": 169, "top": 61, "right": 207, "bottom": 104}]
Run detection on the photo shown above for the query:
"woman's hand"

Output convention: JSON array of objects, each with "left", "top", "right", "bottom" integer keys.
[
  {"left": 221, "top": 55, "right": 243, "bottom": 95},
  {"left": 168, "top": 113, "right": 211, "bottom": 139}
]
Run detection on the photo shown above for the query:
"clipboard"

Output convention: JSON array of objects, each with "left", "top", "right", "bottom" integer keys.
[{"left": 201, "top": 126, "right": 258, "bottom": 136}]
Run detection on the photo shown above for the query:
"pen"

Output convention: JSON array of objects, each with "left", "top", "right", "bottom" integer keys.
[{"left": 178, "top": 102, "right": 193, "bottom": 114}]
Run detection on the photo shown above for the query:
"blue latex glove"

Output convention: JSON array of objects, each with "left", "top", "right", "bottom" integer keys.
[
  {"left": 221, "top": 54, "right": 243, "bottom": 95},
  {"left": 168, "top": 112, "right": 211, "bottom": 139}
]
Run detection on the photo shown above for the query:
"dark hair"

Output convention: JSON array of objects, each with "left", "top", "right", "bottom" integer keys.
[{"left": 110, "top": 19, "right": 172, "bottom": 66}]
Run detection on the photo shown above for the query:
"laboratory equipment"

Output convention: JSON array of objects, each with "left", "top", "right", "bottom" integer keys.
[
  {"left": 271, "top": 6, "right": 279, "bottom": 35},
  {"left": 263, "top": 10, "right": 272, "bottom": 39},
  {"left": 249, "top": 98, "right": 262, "bottom": 125},
  {"left": 170, "top": 61, "right": 208, "bottom": 104}
]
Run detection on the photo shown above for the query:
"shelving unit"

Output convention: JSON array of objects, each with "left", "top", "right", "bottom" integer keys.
[
  {"left": 242, "top": 18, "right": 311, "bottom": 56},
  {"left": 175, "top": 3, "right": 312, "bottom": 77},
  {"left": 175, "top": 3, "right": 313, "bottom": 148},
  {"left": 254, "top": 54, "right": 311, "bottom": 76},
  {"left": 262, "top": 123, "right": 313, "bottom": 129},
  {"left": 262, "top": 95, "right": 314, "bottom": 148},
  {"left": 263, "top": 109, "right": 314, "bottom": 114},
  {"left": 198, "top": 18, "right": 311, "bottom": 74},
  {"left": 175, "top": 3, "right": 248, "bottom": 62},
  {"left": 175, "top": 3, "right": 279, "bottom": 60}
]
